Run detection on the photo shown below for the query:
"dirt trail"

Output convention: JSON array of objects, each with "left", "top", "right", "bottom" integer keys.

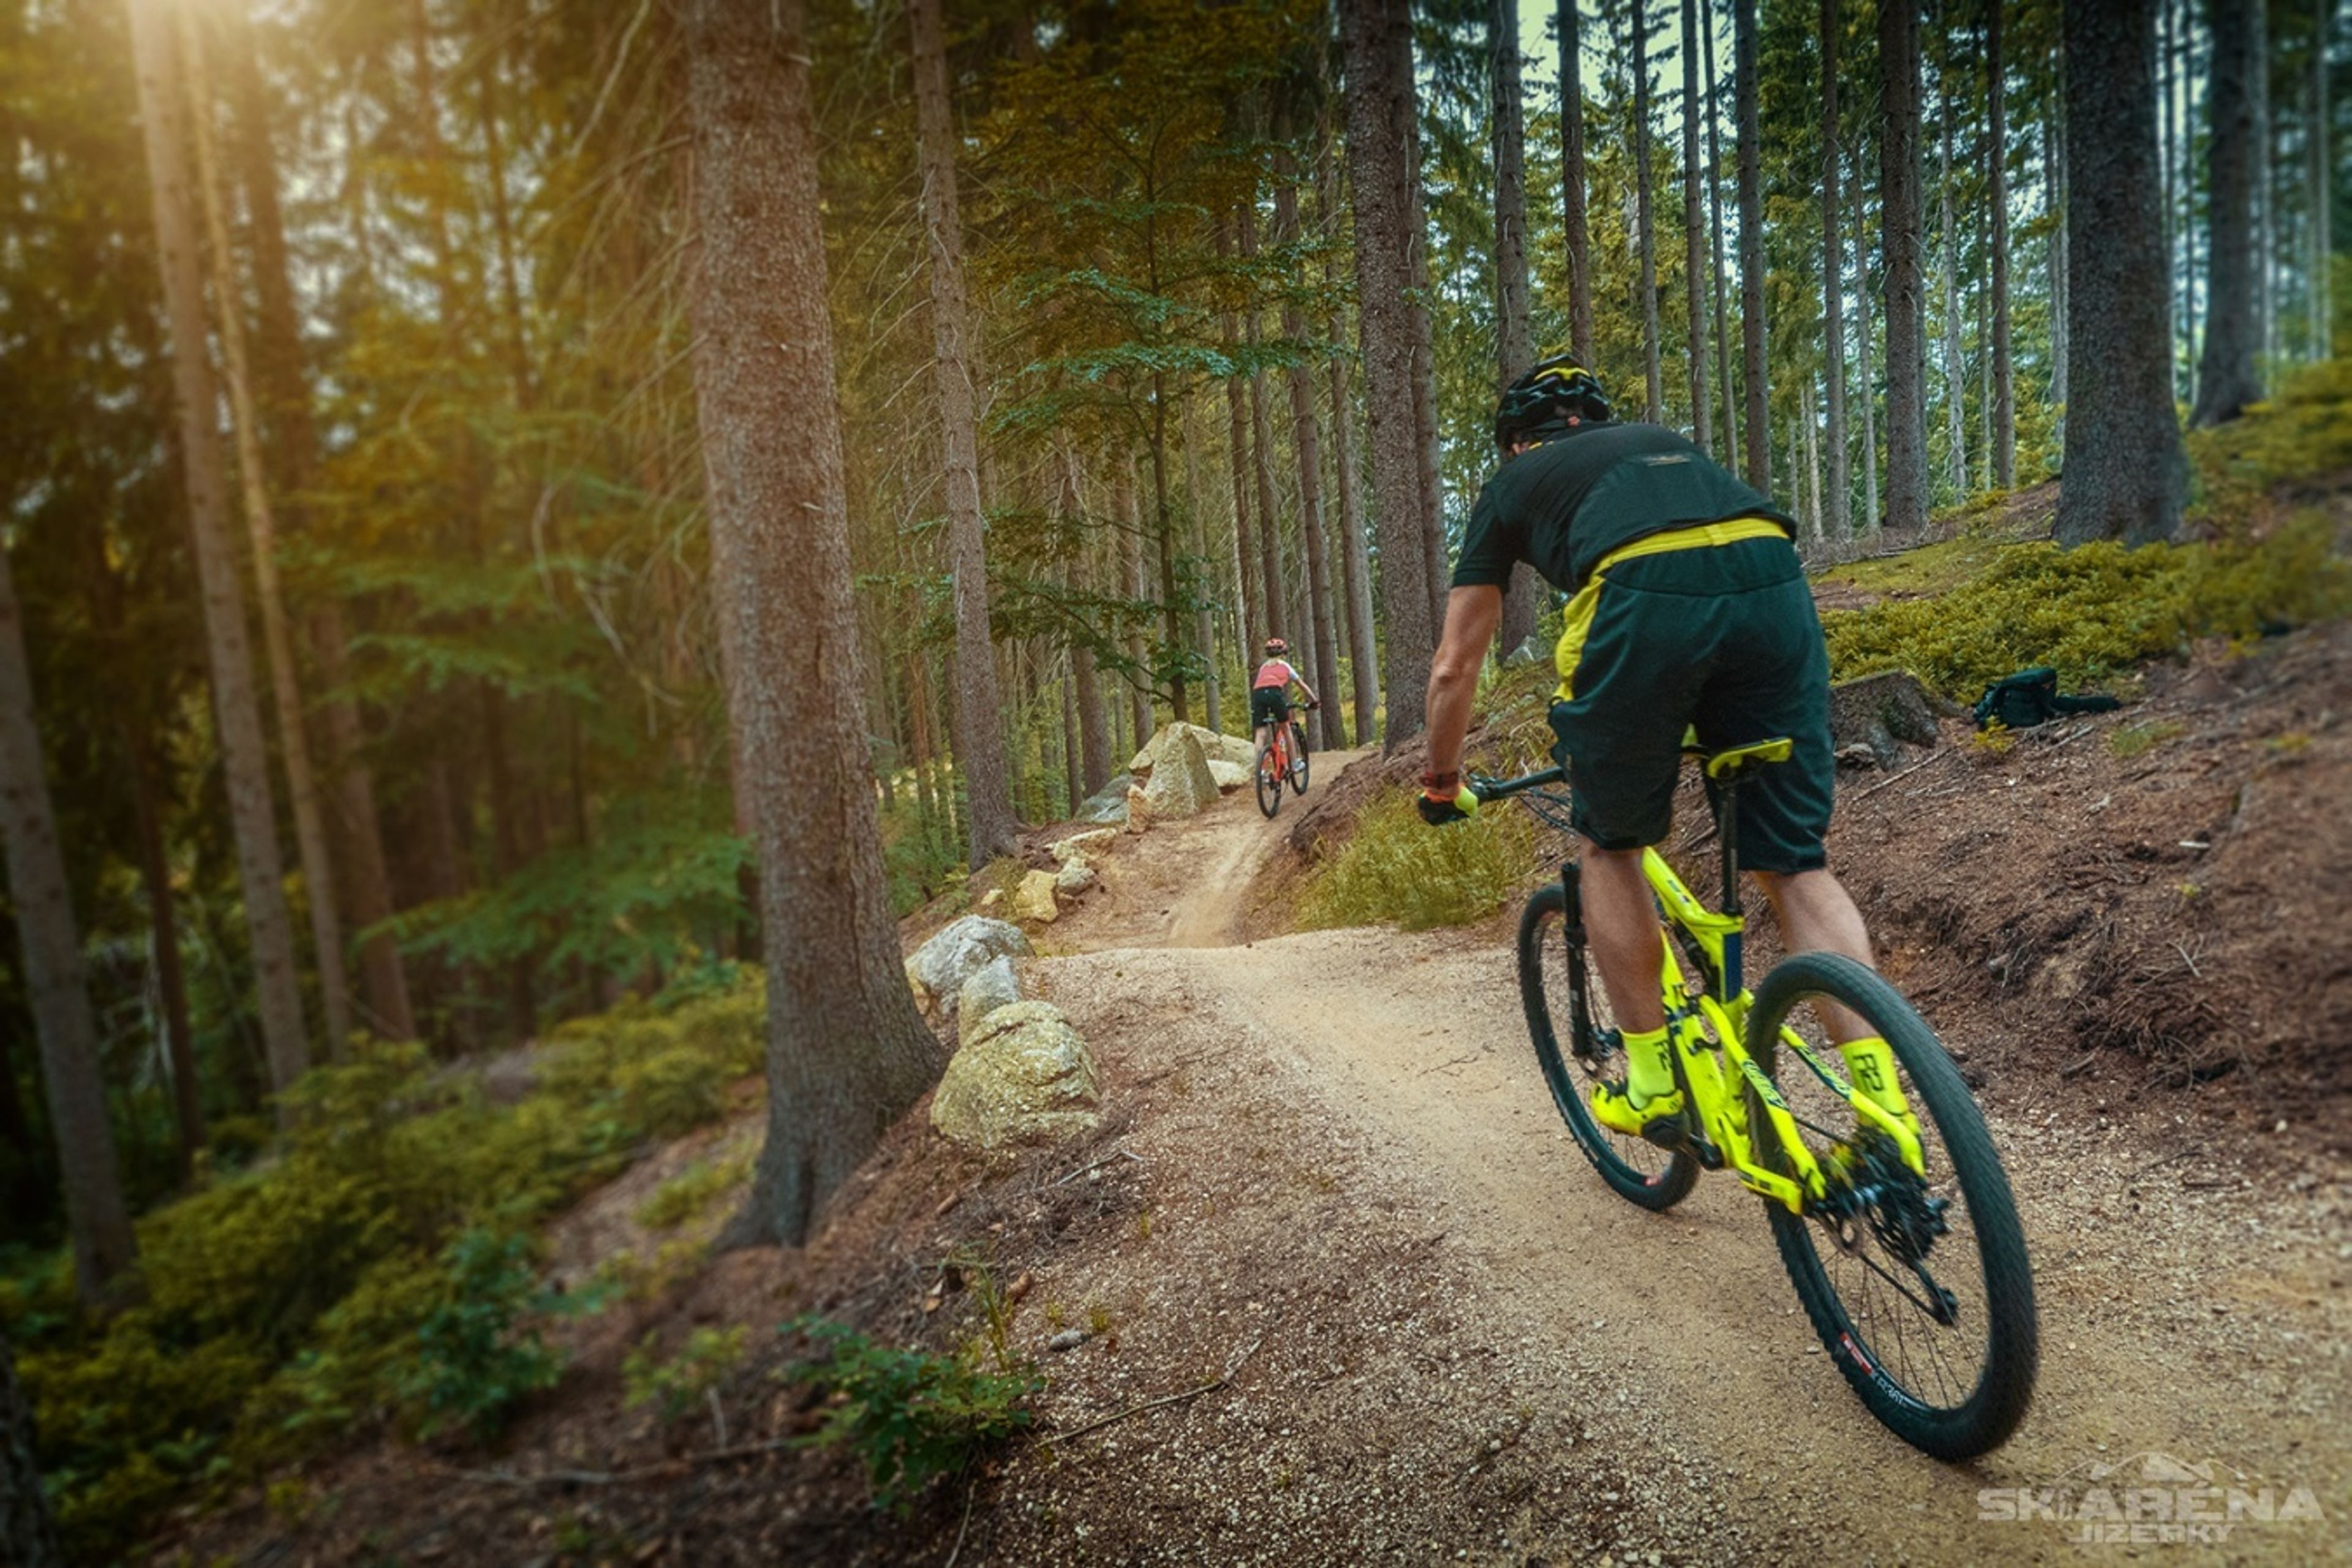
[{"left": 1025, "top": 759, "right": 2352, "bottom": 1564}]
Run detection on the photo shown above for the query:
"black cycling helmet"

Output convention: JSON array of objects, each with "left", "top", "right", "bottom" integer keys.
[{"left": 1494, "top": 353, "right": 1612, "bottom": 454}]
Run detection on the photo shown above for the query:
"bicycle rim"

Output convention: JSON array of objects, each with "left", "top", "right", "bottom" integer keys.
[
  {"left": 1749, "top": 952, "right": 2038, "bottom": 1460},
  {"left": 1254, "top": 752, "right": 1281, "bottom": 818},
  {"left": 1289, "top": 731, "right": 1311, "bottom": 793},
  {"left": 1516, "top": 885, "right": 1697, "bottom": 1212}
]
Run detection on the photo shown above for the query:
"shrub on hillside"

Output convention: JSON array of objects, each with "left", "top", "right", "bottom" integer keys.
[
  {"left": 1822, "top": 512, "right": 2350, "bottom": 703},
  {"left": 1297, "top": 793, "right": 1544, "bottom": 933},
  {"left": 4, "top": 974, "right": 767, "bottom": 1559}
]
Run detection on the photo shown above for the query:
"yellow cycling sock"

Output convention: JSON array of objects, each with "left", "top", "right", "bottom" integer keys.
[
  {"left": 1621, "top": 1025, "right": 1676, "bottom": 1104},
  {"left": 1839, "top": 1035, "right": 1912, "bottom": 1117}
]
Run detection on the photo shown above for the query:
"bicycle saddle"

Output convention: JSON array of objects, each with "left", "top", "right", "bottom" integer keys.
[{"left": 1696, "top": 736, "right": 1794, "bottom": 782}]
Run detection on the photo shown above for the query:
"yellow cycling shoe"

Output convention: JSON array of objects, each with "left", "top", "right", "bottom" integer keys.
[{"left": 1589, "top": 1081, "right": 1688, "bottom": 1144}]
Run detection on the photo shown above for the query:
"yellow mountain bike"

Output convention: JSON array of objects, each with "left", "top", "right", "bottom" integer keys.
[{"left": 1474, "top": 740, "right": 2038, "bottom": 1460}]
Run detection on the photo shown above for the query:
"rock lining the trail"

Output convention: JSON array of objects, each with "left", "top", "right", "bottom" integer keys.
[
  {"left": 929, "top": 1000, "right": 1101, "bottom": 1149},
  {"left": 908, "top": 916, "right": 1032, "bottom": 1021},
  {"left": 1139, "top": 728, "right": 1219, "bottom": 820},
  {"left": 954, "top": 956, "right": 1022, "bottom": 1046}
]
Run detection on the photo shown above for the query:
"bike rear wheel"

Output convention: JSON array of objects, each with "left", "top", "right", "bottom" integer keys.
[
  {"left": 1516, "top": 883, "right": 1698, "bottom": 1211},
  {"left": 1254, "top": 746, "right": 1281, "bottom": 818},
  {"left": 1747, "top": 952, "right": 2038, "bottom": 1460},
  {"left": 1287, "top": 722, "right": 1311, "bottom": 794}
]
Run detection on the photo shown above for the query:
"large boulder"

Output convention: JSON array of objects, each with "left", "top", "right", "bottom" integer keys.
[
  {"left": 1054, "top": 858, "right": 1099, "bottom": 897},
  {"left": 1012, "top": 868, "right": 1062, "bottom": 925},
  {"left": 1074, "top": 775, "right": 1133, "bottom": 824},
  {"left": 956, "top": 957, "right": 1022, "bottom": 1047},
  {"left": 1207, "top": 758, "right": 1251, "bottom": 793},
  {"left": 1132, "top": 722, "right": 1256, "bottom": 775},
  {"left": 1050, "top": 828, "right": 1117, "bottom": 865},
  {"left": 909, "top": 916, "right": 1032, "bottom": 1022},
  {"left": 1139, "top": 726, "right": 1219, "bottom": 819},
  {"left": 930, "top": 1001, "right": 1101, "bottom": 1149}
]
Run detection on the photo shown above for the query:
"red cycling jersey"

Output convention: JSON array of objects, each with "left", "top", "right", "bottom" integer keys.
[{"left": 1252, "top": 660, "right": 1299, "bottom": 691}]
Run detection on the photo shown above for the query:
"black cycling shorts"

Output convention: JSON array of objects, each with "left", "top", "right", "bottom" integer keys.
[
  {"left": 1547, "top": 533, "right": 1834, "bottom": 874},
  {"left": 1250, "top": 687, "right": 1291, "bottom": 728}
]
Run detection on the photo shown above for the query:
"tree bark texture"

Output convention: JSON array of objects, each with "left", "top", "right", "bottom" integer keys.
[
  {"left": 1239, "top": 205, "right": 1289, "bottom": 656},
  {"left": 1274, "top": 172, "right": 1342, "bottom": 753},
  {"left": 1492, "top": 0, "right": 1547, "bottom": 662},
  {"left": 181, "top": 11, "right": 353, "bottom": 1061},
  {"left": 910, "top": 0, "right": 1019, "bottom": 869},
  {"left": 2058, "top": 0, "right": 2187, "bottom": 545},
  {"left": 1, "top": 1329, "right": 62, "bottom": 1567},
  {"left": 1938, "top": 39, "right": 1967, "bottom": 501},
  {"left": 1116, "top": 458, "right": 1154, "bottom": 750},
  {"left": 2192, "top": 0, "right": 2263, "bottom": 427},
  {"left": 2048, "top": 69, "right": 2070, "bottom": 450},
  {"left": 228, "top": 13, "right": 412, "bottom": 1042},
  {"left": 127, "top": 0, "right": 311, "bottom": 1104},
  {"left": 1179, "top": 399, "right": 1222, "bottom": 734},
  {"left": 1062, "top": 451, "right": 1112, "bottom": 793},
  {"left": 1681, "top": 0, "right": 1711, "bottom": 456},
  {"left": 1989, "top": 0, "right": 2013, "bottom": 488},
  {"left": 1819, "top": 0, "right": 1849, "bottom": 535},
  {"left": 686, "top": 0, "right": 946, "bottom": 1248},
  {"left": 1879, "top": 0, "right": 1929, "bottom": 530},
  {"left": 1559, "top": 0, "right": 1595, "bottom": 366},
  {"left": 1736, "top": 0, "right": 1770, "bottom": 487},
  {"left": 1326, "top": 309, "right": 1381, "bottom": 747},
  {"left": 1, "top": 541, "right": 137, "bottom": 1305},
  {"left": 1217, "top": 226, "right": 1262, "bottom": 654},
  {"left": 1397, "top": 79, "right": 1449, "bottom": 635},
  {"left": 1341, "top": 0, "right": 1434, "bottom": 744},
  {"left": 1634, "top": 0, "right": 1662, "bottom": 423},
  {"left": 1706, "top": 0, "right": 1736, "bottom": 458},
  {"left": 2314, "top": 4, "right": 2331, "bottom": 359},
  {"left": 1855, "top": 141, "right": 1880, "bottom": 535}
]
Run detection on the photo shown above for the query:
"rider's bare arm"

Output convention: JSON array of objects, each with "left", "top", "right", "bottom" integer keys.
[{"left": 1422, "top": 585, "right": 1502, "bottom": 787}]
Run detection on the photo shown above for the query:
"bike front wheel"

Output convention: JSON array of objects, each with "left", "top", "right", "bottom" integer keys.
[
  {"left": 1747, "top": 952, "right": 2038, "bottom": 1460},
  {"left": 1516, "top": 883, "right": 1698, "bottom": 1212},
  {"left": 1287, "top": 723, "right": 1311, "bottom": 794}
]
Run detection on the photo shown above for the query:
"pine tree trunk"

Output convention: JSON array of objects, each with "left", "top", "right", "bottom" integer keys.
[
  {"left": 1736, "top": 0, "right": 1770, "bottom": 487},
  {"left": 1855, "top": 140, "right": 1880, "bottom": 537},
  {"left": 1819, "top": 0, "right": 1849, "bottom": 535},
  {"left": 910, "top": 0, "right": 1019, "bottom": 869},
  {"left": 1, "top": 1328, "right": 61, "bottom": 1567},
  {"left": 1116, "top": 458, "right": 1155, "bottom": 750},
  {"left": 1802, "top": 370, "right": 1823, "bottom": 541},
  {"left": 180, "top": 13, "right": 353, "bottom": 1060},
  {"left": 2253, "top": 0, "right": 2274, "bottom": 368},
  {"left": 2316, "top": 2, "right": 2332, "bottom": 358},
  {"left": 1492, "top": 0, "right": 1547, "bottom": 662},
  {"left": 1273, "top": 167, "right": 1343, "bottom": 752},
  {"left": 1681, "top": 0, "right": 1711, "bottom": 455},
  {"left": 1218, "top": 228, "right": 1262, "bottom": 654},
  {"left": 1879, "top": 0, "right": 1929, "bottom": 530},
  {"left": 2048, "top": 70, "right": 2070, "bottom": 450},
  {"left": 1145, "top": 380, "right": 1191, "bottom": 725},
  {"left": 2162, "top": 0, "right": 2180, "bottom": 399},
  {"left": 0, "top": 541, "right": 137, "bottom": 1305},
  {"left": 128, "top": 0, "right": 311, "bottom": 1104},
  {"left": 1341, "top": 0, "right": 1435, "bottom": 744},
  {"left": 2058, "top": 0, "right": 2187, "bottom": 545},
  {"left": 227, "top": 13, "right": 412, "bottom": 1043},
  {"left": 1989, "top": 0, "right": 2014, "bottom": 488},
  {"left": 1327, "top": 307, "right": 1382, "bottom": 747},
  {"left": 1398, "top": 89, "right": 1449, "bottom": 636},
  {"left": 2192, "top": 0, "right": 2264, "bottom": 426},
  {"left": 1179, "top": 398, "right": 1223, "bottom": 734},
  {"left": 1634, "top": 0, "right": 1662, "bottom": 423},
  {"left": 1706, "top": 0, "right": 1737, "bottom": 459},
  {"left": 1560, "top": 0, "right": 1596, "bottom": 365},
  {"left": 1238, "top": 204, "right": 1288, "bottom": 650},
  {"left": 686, "top": 0, "right": 945, "bottom": 1249},
  {"left": 1063, "top": 450, "right": 1112, "bottom": 793},
  {"left": 1319, "top": 149, "right": 1381, "bottom": 746},
  {"left": 1939, "top": 42, "right": 1967, "bottom": 503}
]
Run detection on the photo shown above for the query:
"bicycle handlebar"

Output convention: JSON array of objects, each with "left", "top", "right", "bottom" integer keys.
[{"left": 1468, "top": 765, "right": 1566, "bottom": 803}]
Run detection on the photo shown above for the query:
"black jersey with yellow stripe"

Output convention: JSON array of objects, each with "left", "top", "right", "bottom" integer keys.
[{"left": 1451, "top": 422, "right": 1794, "bottom": 595}]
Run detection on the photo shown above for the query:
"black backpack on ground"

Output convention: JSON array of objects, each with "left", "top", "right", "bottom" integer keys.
[{"left": 1972, "top": 666, "right": 2122, "bottom": 730}]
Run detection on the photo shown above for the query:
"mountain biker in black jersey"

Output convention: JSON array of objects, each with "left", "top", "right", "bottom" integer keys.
[{"left": 1414, "top": 355, "right": 1912, "bottom": 1143}]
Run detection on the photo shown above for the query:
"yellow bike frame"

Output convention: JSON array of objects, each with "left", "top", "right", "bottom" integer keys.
[{"left": 1638, "top": 846, "right": 1926, "bottom": 1213}]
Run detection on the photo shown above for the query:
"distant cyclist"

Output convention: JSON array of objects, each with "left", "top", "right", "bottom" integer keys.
[
  {"left": 1249, "top": 637, "right": 1320, "bottom": 766},
  {"left": 1415, "top": 355, "right": 1911, "bottom": 1144}
]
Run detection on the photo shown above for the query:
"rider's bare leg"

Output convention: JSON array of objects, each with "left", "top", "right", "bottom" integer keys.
[
  {"left": 1581, "top": 846, "right": 1668, "bottom": 1035},
  {"left": 1755, "top": 867, "right": 1875, "bottom": 1042}
]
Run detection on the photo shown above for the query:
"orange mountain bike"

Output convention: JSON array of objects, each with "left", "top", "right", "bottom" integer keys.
[{"left": 1254, "top": 704, "right": 1315, "bottom": 818}]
